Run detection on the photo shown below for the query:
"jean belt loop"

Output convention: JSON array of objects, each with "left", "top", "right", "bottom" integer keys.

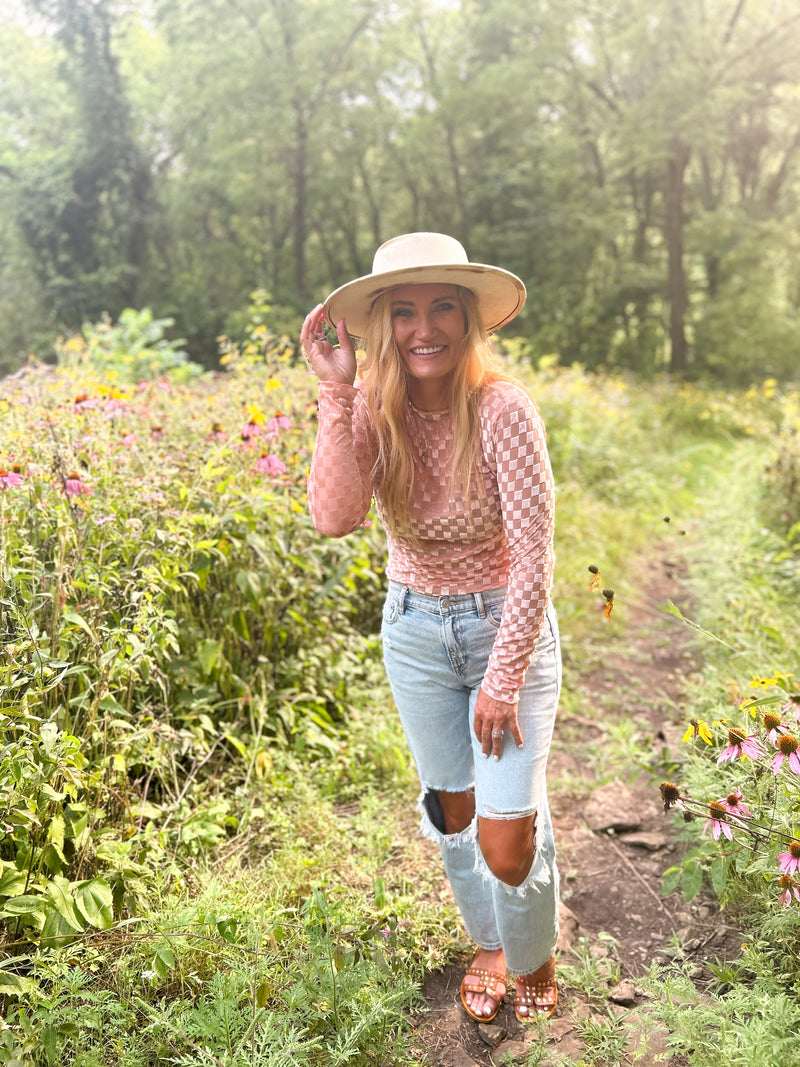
[
  {"left": 399, "top": 586, "right": 409, "bottom": 615},
  {"left": 474, "top": 591, "right": 486, "bottom": 618}
]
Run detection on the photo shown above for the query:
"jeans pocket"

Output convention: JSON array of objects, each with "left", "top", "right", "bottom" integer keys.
[{"left": 382, "top": 595, "right": 400, "bottom": 627}]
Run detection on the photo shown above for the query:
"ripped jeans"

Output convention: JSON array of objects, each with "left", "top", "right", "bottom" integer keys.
[{"left": 381, "top": 581, "right": 561, "bottom": 975}]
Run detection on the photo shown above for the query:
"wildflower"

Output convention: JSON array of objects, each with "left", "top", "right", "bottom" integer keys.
[
  {"left": 602, "top": 588, "right": 614, "bottom": 620},
  {"left": 683, "top": 718, "right": 713, "bottom": 745},
  {"left": 778, "top": 875, "right": 800, "bottom": 907},
  {"left": 703, "top": 800, "right": 733, "bottom": 841},
  {"left": 777, "top": 840, "right": 800, "bottom": 877},
  {"left": 717, "top": 728, "right": 763, "bottom": 764},
  {"left": 588, "top": 564, "right": 601, "bottom": 590},
  {"left": 763, "top": 710, "right": 788, "bottom": 743},
  {"left": 141, "top": 969, "right": 157, "bottom": 981},
  {"left": 0, "top": 467, "right": 23, "bottom": 489},
  {"left": 73, "top": 394, "right": 99, "bottom": 411},
  {"left": 207, "top": 423, "right": 228, "bottom": 442},
  {"left": 253, "top": 452, "right": 287, "bottom": 476},
  {"left": 150, "top": 425, "right": 165, "bottom": 440},
  {"left": 241, "top": 420, "right": 263, "bottom": 441},
  {"left": 120, "top": 432, "right": 138, "bottom": 447},
  {"left": 782, "top": 694, "right": 800, "bottom": 724},
  {"left": 266, "top": 413, "right": 292, "bottom": 438},
  {"left": 770, "top": 734, "right": 800, "bottom": 776},
  {"left": 63, "top": 472, "right": 92, "bottom": 499},
  {"left": 659, "top": 781, "right": 686, "bottom": 811},
  {"left": 721, "top": 789, "right": 751, "bottom": 819}
]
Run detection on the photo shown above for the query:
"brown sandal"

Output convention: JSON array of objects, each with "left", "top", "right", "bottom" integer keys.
[
  {"left": 460, "top": 961, "right": 507, "bottom": 1023},
  {"left": 514, "top": 959, "right": 558, "bottom": 1021}
]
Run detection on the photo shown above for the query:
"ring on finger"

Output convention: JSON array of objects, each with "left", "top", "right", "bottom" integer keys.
[{"left": 491, "top": 730, "right": 503, "bottom": 738}]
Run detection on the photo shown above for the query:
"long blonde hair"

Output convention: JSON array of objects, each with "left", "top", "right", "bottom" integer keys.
[{"left": 360, "top": 285, "right": 508, "bottom": 538}]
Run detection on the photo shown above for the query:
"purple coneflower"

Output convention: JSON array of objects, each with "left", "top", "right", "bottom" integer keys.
[
  {"left": 207, "top": 423, "right": 228, "bottom": 442},
  {"left": 770, "top": 734, "right": 800, "bottom": 776},
  {"left": 241, "top": 420, "right": 263, "bottom": 441},
  {"left": 64, "top": 472, "right": 92, "bottom": 499},
  {"left": 0, "top": 467, "right": 23, "bottom": 489},
  {"left": 254, "top": 452, "right": 287, "bottom": 476},
  {"left": 763, "top": 710, "right": 789, "bottom": 744},
  {"left": 703, "top": 800, "right": 732, "bottom": 841},
  {"left": 778, "top": 875, "right": 800, "bottom": 907},
  {"left": 717, "top": 727, "right": 763, "bottom": 764},
  {"left": 777, "top": 840, "right": 800, "bottom": 877},
  {"left": 266, "top": 413, "right": 292, "bottom": 438},
  {"left": 721, "top": 789, "right": 751, "bottom": 819}
]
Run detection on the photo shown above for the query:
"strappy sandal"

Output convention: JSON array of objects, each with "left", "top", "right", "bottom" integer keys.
[
  {"left": 459, "top": 960, "right": 507, "bottom": 1023},
  {"left": 514, "top": 959, "right": 558, "bottom": 1022}
]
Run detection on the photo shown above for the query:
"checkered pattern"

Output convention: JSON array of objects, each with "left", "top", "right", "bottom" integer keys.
[{"left": 307, "top": 379, "right": 555, "bottom": 703}]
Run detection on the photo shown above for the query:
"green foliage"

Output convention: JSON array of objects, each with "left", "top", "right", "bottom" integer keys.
[{"left": 58, "top": 309, "right": 195, "bottom": 382}]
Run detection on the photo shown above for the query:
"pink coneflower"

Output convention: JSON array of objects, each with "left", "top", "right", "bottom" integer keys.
[
  {"left": 253, "top": 452, "right": 287, "bottom": 476},
  {"left": 778, "top": 875, "right": 800, "bottom": 907},
  {"left": 717, "top": 728, "right": 763, "bottom": 764},
  {"left": 120, "top": 432, "right": 138, "bottom": 448},
  {"left": 777, "top": 840, "right": 800, "bottom": 877},
  {"left": 770, "top": 734, "right": 800, "bottom": 776},
  {"left": 206, "top": 423, "right": 227, "bottom": 442},
  {"left": 721, "top": 788, "right": 751, "bottom": 819},
  {"left": 659, "top": 782, "right": 687, "bottom": 812},
  {"left": 73, "top": 393, "right": 99, "bottom": 411},
  {"left": 266, "top": 413, "right": 292, "bottom": 438},
  {"left": 703, "top": 800, "right": 732, "bottom": 841},
  {"left": 782, "top": 695, "right": 800, "bottom": 724},
  {"left": 63, "top": 472, "right": 92, "bottom": 498},
  {"left": 150, "top": 425, "right": 165, "bottom": 441},
  {"left": 763, "top": 710, "right": 789, "bottom": 744},
  {"left": 0, "top": 467, "right": 23, "bottom": 489},
  {"left": 241, "top": 420, "right": 263, "bottom": 441}
]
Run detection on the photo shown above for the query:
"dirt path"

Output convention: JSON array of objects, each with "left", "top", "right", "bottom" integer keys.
[{"left": 405, "top": 549, "right": 739, "bottom": 1066}]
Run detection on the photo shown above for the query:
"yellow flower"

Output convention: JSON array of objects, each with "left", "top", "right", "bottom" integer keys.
[{"left": 683, "top": 718, "right": 712, "bottom": 745}]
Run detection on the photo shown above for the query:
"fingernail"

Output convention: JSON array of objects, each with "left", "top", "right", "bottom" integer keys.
[
  {"left": 493, "top": 754, "right": 500, "bottom": 762},
  {"left": 517, "top": 742, "right": 524, "bottom": 749},
  {"left": 481, "top": 752, "right": 489, "bottom": 759}
]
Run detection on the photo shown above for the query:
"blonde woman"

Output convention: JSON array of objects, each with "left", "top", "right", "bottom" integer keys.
[{"left": 302, "top": 233, "right": 560, "bottom": 1024}]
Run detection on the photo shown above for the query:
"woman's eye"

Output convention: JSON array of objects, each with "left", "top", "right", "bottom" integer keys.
[
  {"left": 435, "top": 303, "right": 455, "bottom": 313},
  {"left": 392, "top": 307, "right": 412, "bottom": 318}
]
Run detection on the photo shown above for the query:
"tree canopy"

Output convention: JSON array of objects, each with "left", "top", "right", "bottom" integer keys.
[{"left": 1, "top": 0, "right": 798, "bottom": 380}]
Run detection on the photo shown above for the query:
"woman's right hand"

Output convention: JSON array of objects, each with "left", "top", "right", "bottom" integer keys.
[{"left": 300, "top": 304, "right": 357, "bottom": 386}]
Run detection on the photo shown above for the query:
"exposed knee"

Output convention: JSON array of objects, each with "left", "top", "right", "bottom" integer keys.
[
  {"left": 424, "top": 788, "right": 475, "bottom": 835},
  {"left": 478, "top": 812, "right": 537, "bottom": 886}
]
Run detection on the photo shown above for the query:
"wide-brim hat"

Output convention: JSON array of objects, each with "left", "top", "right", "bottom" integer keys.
[{"left": 323, "top": 232, "right": 526, "bottom": 338}]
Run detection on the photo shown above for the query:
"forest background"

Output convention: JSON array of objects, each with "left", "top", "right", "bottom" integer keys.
[{"left": 1, "top": 0, "right": 799, "bottom": 383}]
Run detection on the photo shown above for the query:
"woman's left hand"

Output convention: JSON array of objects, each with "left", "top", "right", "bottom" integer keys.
[{"left": 473, "top": 688, "right": 523, "bottom": 761}]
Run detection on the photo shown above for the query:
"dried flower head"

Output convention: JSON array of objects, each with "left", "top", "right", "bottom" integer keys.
[{"left": 659, "top": 782, "right": 682, "bottom": 810}]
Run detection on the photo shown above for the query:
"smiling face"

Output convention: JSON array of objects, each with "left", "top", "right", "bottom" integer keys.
[{"left": 390, "top": 283, "right": 468, "bottom": 409}]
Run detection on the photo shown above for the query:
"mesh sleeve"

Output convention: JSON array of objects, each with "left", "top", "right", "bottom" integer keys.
[
  {"left": 481, "top": 390, "right": 555, "bottom": 703},
  {"left": 307, "top": 381, "right": 377, "bottom": 537}
]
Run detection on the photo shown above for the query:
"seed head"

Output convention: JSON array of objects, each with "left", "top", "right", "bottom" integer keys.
[
  {"left": 588, "top": 565, "right": 599, "bottom": 575},
  {"left": 602, "top": 588, "right": 615, "bottom": 601},
  {"left": 727, "top": 727, "right": 746, "bottom": 745},
  {"left": 777, "top": 734, "right": 799, "bottom": 756},
  {"left": 790, "top": 841, "right": 800, "bottom": 859},
  {"left": 659, "top": 782, "right": 681, "bottom": 809},
  {"left": 708, "top": 800, "right": 727, "bottom": 820},
  {"left": 763, "top": 711, "right": 783, "bottom": 732}
]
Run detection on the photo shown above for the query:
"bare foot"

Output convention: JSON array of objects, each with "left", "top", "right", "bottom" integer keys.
[
  {"left": 461, "top": 947, "right": 507, "bottom": 1020},
  {"left": 515, "top": 955, "right": 557, "bottom": 1019}
]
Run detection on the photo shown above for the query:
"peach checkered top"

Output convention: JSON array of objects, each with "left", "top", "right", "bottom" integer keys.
[{"left": 307, "top": 379, "right": 555, "bottom": 703}]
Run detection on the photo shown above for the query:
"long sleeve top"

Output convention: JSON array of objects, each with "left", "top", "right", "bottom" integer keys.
[{"left": 307, "top": 378, "right": 555, "bottom": 704}]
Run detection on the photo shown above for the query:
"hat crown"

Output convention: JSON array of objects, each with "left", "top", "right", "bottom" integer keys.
[{"left": 372, "top": 232, "right": 469, "bottom": 275}]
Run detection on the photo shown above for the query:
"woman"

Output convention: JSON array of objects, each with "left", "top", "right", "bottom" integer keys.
[{"left": 302, "top": 233, "right": 560, "bottom": 1024}]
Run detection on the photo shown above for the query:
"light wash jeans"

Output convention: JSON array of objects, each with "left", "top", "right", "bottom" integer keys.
[{"left": 381, "top": 581, "right": 561, "bottom": 975}]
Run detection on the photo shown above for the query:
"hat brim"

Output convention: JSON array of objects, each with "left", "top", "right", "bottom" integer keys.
[{"left": 323, "top": 263, "right": 526, "bottom": 339}]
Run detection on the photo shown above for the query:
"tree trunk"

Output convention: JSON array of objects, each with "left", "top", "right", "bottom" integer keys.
[{"left": 664, "top": 136, "right": 691, "bottom": 374}]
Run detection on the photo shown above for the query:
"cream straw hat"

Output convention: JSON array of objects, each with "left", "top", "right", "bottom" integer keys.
[{"left": 323, "top": 232, "right": 526, "bottom": 338}]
